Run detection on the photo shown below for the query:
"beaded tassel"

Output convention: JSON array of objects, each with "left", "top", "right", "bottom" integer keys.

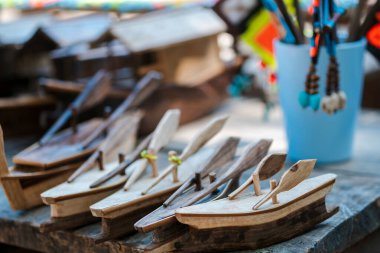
[{"left": 299, "top": 0, "right": 321, "bottom": 111}]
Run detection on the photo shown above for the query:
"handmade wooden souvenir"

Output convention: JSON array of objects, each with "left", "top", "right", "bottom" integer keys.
[
  {"left": 0, "top": 71, "right": 161, "bottom": 210},
  {"left": 89, "top": 116, "right": 229, "bottom": 242},
  {"left": 39, "top": 112, "right": 141, "bottom": 232},
  {"left": 39, "top": 109, "right": 179, "bottom": 232},
  {"left": 165, "top": 160, "right": 338, "bottom": 252},
  {"left": 134, "top": 141, "right": 276, "bottom": 236}
]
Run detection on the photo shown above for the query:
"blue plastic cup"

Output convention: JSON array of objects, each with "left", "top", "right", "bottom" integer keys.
[{"left": 275, "top": 39, "right": 366, "bottom": 163}]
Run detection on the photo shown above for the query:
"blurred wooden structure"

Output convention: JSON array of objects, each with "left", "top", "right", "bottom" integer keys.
[{"left": 96, "top": 7, "right": 227, "bottom": 85}]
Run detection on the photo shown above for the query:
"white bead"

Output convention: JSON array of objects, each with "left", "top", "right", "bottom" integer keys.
[
  {"left": 337, "top": 91, "right": 347, "bottom": 110},
  {"left": 330, "top": 92, "right": 340, "bottom": 112},
  {"left": 321, "top": 95, "right": 335, "bottom": 114}
]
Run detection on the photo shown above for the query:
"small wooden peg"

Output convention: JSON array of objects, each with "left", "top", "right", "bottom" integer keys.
[
  {"left": 252, "top": 173, "right": 261, "bottom": 196},
  {"left": 270, "top": 179, "right": 278, "bottom": 204},
  {"left": 209, "top": 172, "right": 216, "bottom": 183},
  {"left": 70, "top": 106, "right": 78, "bottom": 134},
  {"left": 195, "top": 173, "right": 202, "bottom": 191},
  {"left": 168, "top": 151, "right": 180, "bottom": 183},
  {"left": 147, "top": 149, "right": 158, "bottom": 177},
  {"left": 118, "top": 153, "right": 125, "bottom": 164},
  {"left": 97, "top": 151, "right": 104, "bottom": 171}
]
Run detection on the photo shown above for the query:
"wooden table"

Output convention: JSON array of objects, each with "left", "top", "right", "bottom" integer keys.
[{"left": 0, "top": 99, "right": 379, "bottom": 252}]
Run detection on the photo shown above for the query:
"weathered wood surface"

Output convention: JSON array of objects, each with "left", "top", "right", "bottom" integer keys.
[{"left": 0, "top": 99, "right": 379, "bottom": 252}]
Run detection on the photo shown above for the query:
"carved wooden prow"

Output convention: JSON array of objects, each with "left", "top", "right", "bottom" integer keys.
[
  {"left": 39, "top": 70, "right": 112, "bottom": 146},
  {"left": 228, "top": 153, "right": 287, "bottom": 200},
  {"left": 141, "top": 115, "right": 229, "bottom": 195},
  {"left": 253, "top": 159, "right": 316, "bottom": 210},
  {"left": 124, "top": 109, "right": 180, "bottom": 191},
  {"left": 0, "top": 126, "right": 9, "bottom": 176}
]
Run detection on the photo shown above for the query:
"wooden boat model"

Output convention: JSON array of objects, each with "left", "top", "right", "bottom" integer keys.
[
  {"left": 39, "top": 109, "right": 180, "bottom": 232},
  {"left": 135, "top": 141, "right": 277, "bottom": 233},
  {"left": 159, "top": 160, "right": 339, "bottom": 252},
  {"left": 89, "top": 115, "right": 230, "bottom": 242},
  {"left": 0, "top": 71, "right": 161, "bottom": 210},
  {"left": 131, "top": 141, "right": 274, "bottom": 252},
  {"left": 39, "top": 112, "right": 141, "bottom": 232}
]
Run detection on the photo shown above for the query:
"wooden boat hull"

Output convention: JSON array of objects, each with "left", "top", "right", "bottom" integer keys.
[
  {"left": 133, "top": 174, "right": 340, "bottom": 252},
  {"left": 1, "top": 163, "right": 81, "bottom": 210},
  {"left": 176, "top": 174, "right": 337, "bottom": 229},
  {"left": 132, "top": 198, "right": 338, "bottom": 253}
]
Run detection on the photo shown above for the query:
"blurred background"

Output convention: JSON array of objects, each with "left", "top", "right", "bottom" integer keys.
[{"left": 0, "top": 0, "right": 377, "bottom": 140}]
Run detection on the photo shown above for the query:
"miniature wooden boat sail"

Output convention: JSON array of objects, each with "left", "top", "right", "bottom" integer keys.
[
  {"left": 39, "top": 109, "right": 179, "bottom": 232},
  {"left": 13, "top": 70, "right": 160, "bottom": 170},
  {"left": 89, "top": 115, "right": 229, "bottom": 242},
  {"left": 134, "top": 140, "right": 275, "bottom": 233},
  {"left": 0, "top": 71, "right": 161, "bottom": 210},
  {"left": 39, "top": 113, "right": 142, "bottom": 232},
  {"left": 168, "top": 160, "right": 339, "bottom": 252}
]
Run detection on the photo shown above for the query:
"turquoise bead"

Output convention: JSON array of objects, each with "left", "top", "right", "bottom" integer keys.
[
  {"left": 298, "top": 91, "right": 310, "bottom": 108},
  {"left": 228, "top": 85, "right": 240, "bottom": 97},
  {"left": 310, "top": 94, "right": 321, "bottom": 111}
]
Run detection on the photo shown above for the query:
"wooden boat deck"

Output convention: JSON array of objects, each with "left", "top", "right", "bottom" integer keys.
[{"left": 0, "top": 99, "right": 379, "bottom": 252}]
